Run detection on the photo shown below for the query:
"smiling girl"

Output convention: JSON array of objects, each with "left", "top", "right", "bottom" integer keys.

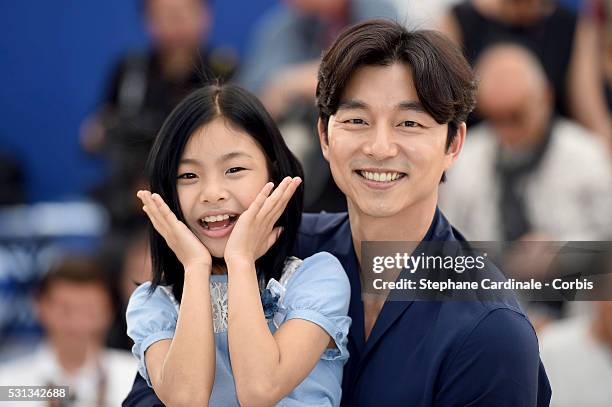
[{"left": 125, "top": 84, "right": 350, "bottom": 406}]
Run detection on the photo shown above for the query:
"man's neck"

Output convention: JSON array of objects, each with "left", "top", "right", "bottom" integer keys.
[
  {"left": 50, "top": 340, "right": 100, "bottom": 375},
  {"left": 348, "top": 194, "right": 438, "bottom": 263},
  {"left": 159, "top": 48, "right": 195, "bottom": 80}
]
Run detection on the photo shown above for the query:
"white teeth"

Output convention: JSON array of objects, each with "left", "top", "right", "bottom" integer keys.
[
  {"left": 360, "top": 171, "right": 402, "bottom": 182},
  {"left": 202, "top": 214, "right": 231, "bottom": 223}
]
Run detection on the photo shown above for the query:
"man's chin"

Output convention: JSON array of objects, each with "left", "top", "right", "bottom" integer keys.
[{"left": 349, "top": 200, "right": 401, "bottom": 219}]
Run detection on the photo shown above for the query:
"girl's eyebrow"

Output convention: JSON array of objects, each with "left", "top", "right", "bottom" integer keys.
[
  {"left": 179, "top": 152, "right": 253, "bottom": 165},
  {"left": 218, "top": 151, "right": 253, "bottom": 162},
  {"left": 179, "top": 157, "right": 201, "bottom": 165}
]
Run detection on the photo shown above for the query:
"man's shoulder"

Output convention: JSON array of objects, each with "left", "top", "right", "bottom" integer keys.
[
  {"left": 430, "top": 301, "right": 550, "bottom": 406},
  {"left": 438, "top": 298, "right": 529, "bottom": 330},
  {"left": 551, "top": 118, "right": 610, "bottom": 161},
  {"left": 299, "top": 212, "right": 349, "bottom": 236},
  {"left": 295, "top": 212, "right": 351, "bottom": 260},
  {"left": 432, "top": 300, "right": 538, "bottom": 374}
]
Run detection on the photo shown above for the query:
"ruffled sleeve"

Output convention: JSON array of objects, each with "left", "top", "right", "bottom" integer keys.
[
  {"left": 277, "top": 252, "right": 351, "bottom": 361},
  {"left": 126, "top": 282, "right": 179, "bottom": 387}
]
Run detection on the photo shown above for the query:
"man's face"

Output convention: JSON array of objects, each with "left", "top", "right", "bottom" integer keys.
[
  {"left": 477, "top": 53, "right": 550, "bottom": 150},
  {"left": 37, "top": 281, "right": 113, "bottom": 349},
  {"left": 283, "top": 0, "right": 347, "bottom": 16},
  {"left": 319, "top": 63, "right": 463, "bottom": 219},
  {"left": 500, "top": 0, "right": 544, "bottom": 25},
  {"left": 146, "top": 0, "right": 209, "bottom": 51}
]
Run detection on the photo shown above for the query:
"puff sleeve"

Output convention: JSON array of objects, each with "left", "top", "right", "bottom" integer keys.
[
  {"left": 126, "top": 282, "right": 179, "bottom": 387},
  {"left": 278, "top": 252, "right": 351, "bottom": 361}
]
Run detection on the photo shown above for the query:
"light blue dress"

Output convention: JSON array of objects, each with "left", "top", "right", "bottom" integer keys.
[{"left": 126, "top": 252, "right": 351, "bottom": 406}]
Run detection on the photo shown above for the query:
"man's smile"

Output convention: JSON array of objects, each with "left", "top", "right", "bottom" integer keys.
[{"left": 354, "top": 168, "right": 407, "bottom": 189}]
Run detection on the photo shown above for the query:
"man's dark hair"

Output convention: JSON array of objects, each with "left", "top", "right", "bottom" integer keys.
[
  {"left": 146, "top": 84, "right": 304, "bottom": 302},
  {"left": 316, "top": 19, "right": 477, "bottom": 153},
  {"left": 37, "top": 256, "right": 113, "bottom": 301}
]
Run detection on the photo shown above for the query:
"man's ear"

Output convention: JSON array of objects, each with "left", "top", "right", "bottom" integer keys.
[
  {"left": 444, "top": 122, "right": 466, "bottom": 171},
  {"left": 317, "top": 117, "right": 330, "bottom": 162}
]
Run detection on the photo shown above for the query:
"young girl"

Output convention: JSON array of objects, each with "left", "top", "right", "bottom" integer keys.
[{"left": 126, "top": 84, "right": 350, "bottom": 406}]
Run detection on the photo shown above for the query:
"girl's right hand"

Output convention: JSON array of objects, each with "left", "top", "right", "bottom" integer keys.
[{"left": 137, "top": 190, "right": 212, "bottom": 273}]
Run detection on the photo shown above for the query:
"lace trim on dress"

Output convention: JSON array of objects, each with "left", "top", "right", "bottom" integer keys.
[{"left": 158, "top": 257, "right": 303, "bottom": 334}]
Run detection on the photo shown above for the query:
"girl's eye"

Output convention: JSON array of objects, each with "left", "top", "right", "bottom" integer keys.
[
  {"left": 177, "top": 172, "right": 197, "bottom": 179},
  {"left": 400, "top": 120, "right": 420, "bottom": 128},
  {"left": 226, "top": 167, "right": 246, "bottom": 174},
  {"left": 344, "top": 118, "right": 367, "bottom": 125}
]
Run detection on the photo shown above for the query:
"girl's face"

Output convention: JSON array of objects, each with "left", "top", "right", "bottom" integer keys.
[{"left": 177, "top": 116, "right": 270, "bottom": 258}]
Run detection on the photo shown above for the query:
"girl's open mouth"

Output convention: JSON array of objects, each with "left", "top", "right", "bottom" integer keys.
[{"left": 198, "top": 214, "right": 239, "bottom": 238}]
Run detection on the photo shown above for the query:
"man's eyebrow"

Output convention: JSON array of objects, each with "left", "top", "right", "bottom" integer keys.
[
  {"left": 337, "top": 99, "right": 427, "bottom": 113},
  {"left": 337, "top": 99, "right": 369, "bottom": 110},
  {"left": 398, "top": 100, "right": 427, "bottom": 113}
]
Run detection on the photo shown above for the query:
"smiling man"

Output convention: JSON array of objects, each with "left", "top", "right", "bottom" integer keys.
[
  {"left": 305, "top": 20, "right": 551, "bottom": 406},
  {"left": 123, "top": 20, "right": 551, "bottom": 406}
]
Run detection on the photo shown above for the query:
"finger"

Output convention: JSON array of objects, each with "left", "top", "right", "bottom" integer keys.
[
  {"left": 266, "top": 177, "right": 302, "bottom": 222},
  {"left": 258, "top": 177, "right": 292, "bottom": 218},
  {"left": 141, "top": 192, "right": 172, "bottom": 234},
  {"left": 151, "top": 193, "right": 180, "bottom": 225},
  {"left": 142, "top": 205, "right": 169, "bottom": 239},
  {"left": 246, "top": 182, "right": 274, "bottom": 217}
]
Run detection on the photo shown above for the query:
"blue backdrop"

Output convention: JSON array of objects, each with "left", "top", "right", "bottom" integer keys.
[{"left": 0, "top": 0, "right": 276, "bottom": 202}]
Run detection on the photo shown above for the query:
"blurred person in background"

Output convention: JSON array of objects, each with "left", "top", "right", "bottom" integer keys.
[
  {"left": 440, "top": 43, "right": 612, "bottom": 242},
  {"left": 0, "top": 255, "right": 137, "bottom": 406},
  {"left": 239, "top": 0, "right": 397, "bottom": 117},
  {"left": 539, "top": 250, "right": 612, "bottom": 407},
  {"left": 82, "top": 0, "right": 236, "bottom": 231},
  {"left": 238, "top": 0, "right": 397, "bottom": 212},
  {"left": 438, "top": 0, "right": 612, "bottom": 147},
  {"left": 0, "top": 147, "right": 26, "bottom": 205},
  {"left": 99, "top": 227, "right": 152, "bottom": 351},
  {"left": 390, "top": 0, "right": 461, "bottom": 28},
  {"left": 597, "top": 0, "right": 612, "bottom": 109}
]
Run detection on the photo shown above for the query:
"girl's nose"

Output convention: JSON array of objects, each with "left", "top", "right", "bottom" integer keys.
[{"left": 199, "top": 180, "right": 229, "bottom": 203}]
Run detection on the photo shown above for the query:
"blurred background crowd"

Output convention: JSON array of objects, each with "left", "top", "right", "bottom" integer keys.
[{"left": 0, "top": 0, "right": 611, "bottom": 405}]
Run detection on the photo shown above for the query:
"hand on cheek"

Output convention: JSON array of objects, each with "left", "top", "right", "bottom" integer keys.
[
  {"left": 137, "top": 190, "right": 213, "bottom": 273},
  {"left": 223, "top": 176, "right": 302, "bottom": 265}
]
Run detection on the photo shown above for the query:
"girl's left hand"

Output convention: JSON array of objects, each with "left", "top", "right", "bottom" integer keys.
[{"left": 224, "top": 176, "right": 301, "bottom": 265}]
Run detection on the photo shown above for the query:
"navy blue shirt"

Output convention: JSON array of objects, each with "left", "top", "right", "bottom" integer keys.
[{"left": 123, "top": 209, "right": 551, "bottom": 406}]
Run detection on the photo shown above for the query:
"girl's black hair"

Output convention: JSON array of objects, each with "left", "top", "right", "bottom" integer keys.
[{"left": 146, "top": 83, "right": 304, "bottom": 302}]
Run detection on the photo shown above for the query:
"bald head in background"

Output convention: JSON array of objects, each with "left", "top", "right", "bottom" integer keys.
[{"left": 475, "top": 43, "right": 554, "bottom": 150}]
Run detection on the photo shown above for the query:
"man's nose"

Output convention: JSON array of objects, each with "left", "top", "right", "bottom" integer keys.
[{"left": 363, "top": 125, "right": 398, "bottom": 160}]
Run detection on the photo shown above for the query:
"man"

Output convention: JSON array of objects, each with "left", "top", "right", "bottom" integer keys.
[
  {"left": 124, "top": 20, "right": 551, "bottom": 406},
  {"left": 438, "top": 0, "right": 612, "bottom": 146},
  {"left": 440, "top": 43, "right": 612, "bottom": 241},
  {"left": 0, "top": 255, "right": 137, "bottom": 406}
]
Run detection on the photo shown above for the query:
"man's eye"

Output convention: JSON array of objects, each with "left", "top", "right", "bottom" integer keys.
[
  {"left": 226, "top": 167, "right": 246, "bottom": 174},
  {"left": 400, "top": 120, "right": 420, "bottom": 128},
  {"left": 177, "top": 173, "right": 197, "bottom": 179},
  {"left": 344, "top": 118, "right": 367, "bottom": 125}
]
